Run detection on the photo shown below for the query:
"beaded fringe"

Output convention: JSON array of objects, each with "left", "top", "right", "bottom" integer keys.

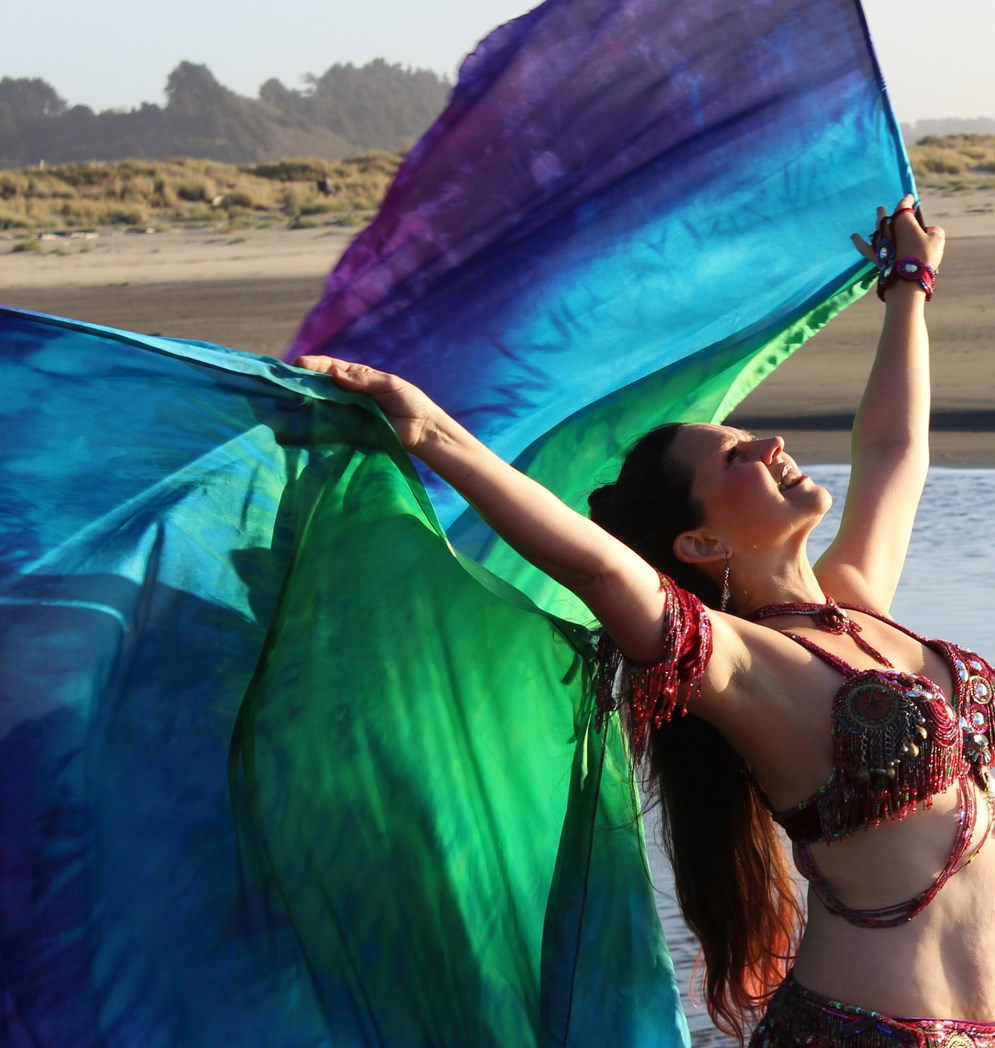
[
  {"left": 594, "top": 573, "right": 712, "bottom": 761},
  {"left": 820, "top": 673, "right": 963, "bottom": 842}
]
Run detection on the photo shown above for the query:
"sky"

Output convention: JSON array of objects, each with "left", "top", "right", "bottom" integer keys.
[{"left": 2, "top": 0, "right": 991, "bottom": 125}]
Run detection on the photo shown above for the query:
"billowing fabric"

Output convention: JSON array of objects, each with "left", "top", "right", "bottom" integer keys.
[
  {"left": 287, "top": 0, "right": 913, "bottom": 615},
  {"left": 0, "top": 308, "right": 686, "bottom": 1047},
  {"left": 2, "top": 0, "right": 915, "bottom": 1044}
]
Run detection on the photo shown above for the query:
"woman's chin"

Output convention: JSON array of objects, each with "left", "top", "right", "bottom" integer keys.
[{"left": 812, "top": 484, "right": 833, "bottom": 515}]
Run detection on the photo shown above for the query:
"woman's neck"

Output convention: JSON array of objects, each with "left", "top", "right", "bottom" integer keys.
[{"left": 726, "top": 549, "right": 826, "bottom": 617}]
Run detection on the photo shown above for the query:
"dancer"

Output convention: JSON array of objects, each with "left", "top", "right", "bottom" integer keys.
[{"left": 298, "top": 196, "right": 995, "bottom": 1046}]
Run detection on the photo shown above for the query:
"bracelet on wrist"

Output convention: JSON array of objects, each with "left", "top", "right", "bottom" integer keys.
[
  {"left": 892, "top": 256, "right": 936, "bottom": 300},
  {"left": 870, "top": 208, "right": 936, "bottom": 302},
  {"left": 874, "top": 245, "right": 936, "bottom": 302},
  {"left": 871, "top": 220, "right": 896, "bottom": 302}
]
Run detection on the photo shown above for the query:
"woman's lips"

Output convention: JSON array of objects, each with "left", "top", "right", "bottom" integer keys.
[{"left": 778, "top": 471, "right": 807, "bottom": 491}]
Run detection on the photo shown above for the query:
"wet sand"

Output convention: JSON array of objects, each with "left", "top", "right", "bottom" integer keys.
[
  {"left": 2, "top": 191, "right": 993, "bottom": 463},
  {"left": 0, "top": 226, "right": 353, "bottom": 359},
  {"left": 730, "top": 232, "right": 995, "bottom": 465}
]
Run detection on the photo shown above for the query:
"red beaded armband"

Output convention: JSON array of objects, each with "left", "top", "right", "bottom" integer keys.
[{"left": 595, "top": 573, "right": 712, "bottom": 761}]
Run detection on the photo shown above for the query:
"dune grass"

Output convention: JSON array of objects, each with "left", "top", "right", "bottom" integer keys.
[
  {"left": 0, "top": 153, "right": 402, "bottom": 233},
  {"left": 908, "top": 134, "right": 995, "bottom": 191},
  {"left": 0, "top": 137, "right": 992, "bottom": 236}
]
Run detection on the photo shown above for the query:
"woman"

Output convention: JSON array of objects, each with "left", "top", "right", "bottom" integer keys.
[{"left": 298, "top": 196, "right": 995, "bottom": 1046}]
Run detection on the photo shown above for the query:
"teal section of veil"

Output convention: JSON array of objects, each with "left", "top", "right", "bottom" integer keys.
[{"left": 0, "top": 310, "right": 687, "bottom": 1045}]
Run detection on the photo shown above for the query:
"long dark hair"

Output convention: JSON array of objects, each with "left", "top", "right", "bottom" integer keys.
[{"left": 588, "top": 423, "right": 802, "bottom": 1042}]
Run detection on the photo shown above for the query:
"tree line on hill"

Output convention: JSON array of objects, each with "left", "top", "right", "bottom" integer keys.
[
  {"left": 0, "top": 60, "right": 450, "bottom": 167},
  {"left": 4, "top": 63, "right": 991, "bottom": 171},
  {"left": 902, "top": 117, "right": 995, "bottom": 143}
]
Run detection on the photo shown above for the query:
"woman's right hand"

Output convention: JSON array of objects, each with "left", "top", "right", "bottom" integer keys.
[{"left": 295, "top": 355, "right": 439, "bottom": 452}]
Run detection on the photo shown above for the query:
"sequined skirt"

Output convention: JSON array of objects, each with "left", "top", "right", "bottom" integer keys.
[{"left": 750, "top": 974, "right": 995, "bottom": 1048}]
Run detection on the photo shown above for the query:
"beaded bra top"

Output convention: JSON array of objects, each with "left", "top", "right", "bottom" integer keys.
[
  {"left": 595, "top": 584, "right": 995, "bottom": 927},
  {"left": 750, "top": 600, "right": 995, "bottom": 927}
]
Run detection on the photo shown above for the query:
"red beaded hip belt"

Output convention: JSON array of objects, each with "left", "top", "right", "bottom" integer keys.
[{"left": 750, "top": 974, "right": 995, "bottom": 1048}]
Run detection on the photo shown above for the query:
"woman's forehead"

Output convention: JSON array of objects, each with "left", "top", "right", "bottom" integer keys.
[{"left": 675, "top": 423, "right": 756, "bottom": 455}]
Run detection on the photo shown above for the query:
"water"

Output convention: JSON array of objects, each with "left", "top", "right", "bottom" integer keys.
[
  {"left": 825, "top": 465, "right": 995, "bottom": 655},
  {"left": 648, "top": 465, "right": 995, "bottom": 1045}
]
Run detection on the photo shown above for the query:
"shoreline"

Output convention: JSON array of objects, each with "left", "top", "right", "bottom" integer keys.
[{"left": 3, "top": 189, "right": 993, "bottom": 464}]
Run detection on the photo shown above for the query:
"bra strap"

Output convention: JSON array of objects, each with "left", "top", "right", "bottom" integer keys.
[
  {"left": 748, "top": 598, "right": 894, "bottom": 668},
  {"left": 777, "top": 632, "right": 860, "bottom": 676},
  {"left": 835, "top": 601, "right": 931, "bottom": 646}
]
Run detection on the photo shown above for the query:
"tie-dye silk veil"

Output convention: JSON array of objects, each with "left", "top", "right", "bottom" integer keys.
[
  {"left": 1, "top": 0, "right": 912, "bottom": 1045},
  {"left": 2, "top": 321, "right": 662, "bottom": 1046},
  {"left": 288, "top": 0, "right": 912, "bottom": 616}
]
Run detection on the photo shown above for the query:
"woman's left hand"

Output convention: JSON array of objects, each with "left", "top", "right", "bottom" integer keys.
[{"left": 851, "top": 193, "right": 945, "bottom": 273}]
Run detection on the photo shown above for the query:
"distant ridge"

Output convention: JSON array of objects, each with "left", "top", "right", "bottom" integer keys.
[
  {"left": 902, "top": 116, "right": 995, "bottom": 143},
  {"left": 0, "top": 60, "right": 450, "bottom": 167}
]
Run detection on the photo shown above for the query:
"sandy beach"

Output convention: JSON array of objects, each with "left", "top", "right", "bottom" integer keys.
[{"left": 2, "top": 189, "right": 993, "bottom": 464}]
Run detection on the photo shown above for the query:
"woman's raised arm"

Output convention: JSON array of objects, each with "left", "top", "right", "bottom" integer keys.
[
  {"left": 295, "top": 355, "right": 679, "bottom": 663},
  {"left": 816, "top": 195, "right": 945, "bottom": 609}
]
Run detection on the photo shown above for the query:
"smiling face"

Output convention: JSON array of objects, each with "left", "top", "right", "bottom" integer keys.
[{"left": 668, "top": 424, "right": 832, "bottom": 560}]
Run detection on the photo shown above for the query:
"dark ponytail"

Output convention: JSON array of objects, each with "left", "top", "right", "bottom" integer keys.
[
  {"left": 589, "top": 424, "right": 802, "bottom": 1042},
  {"left": 588, "top": 425, "right": 721, "bottom": 607}
]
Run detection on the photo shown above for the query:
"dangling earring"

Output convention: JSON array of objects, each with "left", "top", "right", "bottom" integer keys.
[{"left": 720, "top": 557, "right": 731, "bottom": 612}]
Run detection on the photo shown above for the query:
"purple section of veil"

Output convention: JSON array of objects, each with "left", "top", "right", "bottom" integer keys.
[{"left": 288, "top": 0, "right": 886, "bottom": 367}]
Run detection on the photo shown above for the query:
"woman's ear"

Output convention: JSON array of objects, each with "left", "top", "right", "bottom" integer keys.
[{"left": 673, "top": 530, "right": 728, "bottom": 566}]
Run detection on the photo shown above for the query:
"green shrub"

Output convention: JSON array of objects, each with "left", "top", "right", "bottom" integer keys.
[
  {"left": 246, "top": 159, "right": 332, "bottom": 182},
  {"left": 176, "top": 181, "right": 211, "bottom": 203},
  {"left": 105, "top": 205, "right": 150, "bottom": 226},
  {"left": 224, "top": 190, "right": 255, "bottom": 208},
  {"left": 296, "top": 200, "right": 337, "bottom": 217}
]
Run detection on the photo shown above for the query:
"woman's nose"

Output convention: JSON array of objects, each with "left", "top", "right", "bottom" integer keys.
[{"left": 750, "top": 435, "right": 785, "bottom": 463}]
